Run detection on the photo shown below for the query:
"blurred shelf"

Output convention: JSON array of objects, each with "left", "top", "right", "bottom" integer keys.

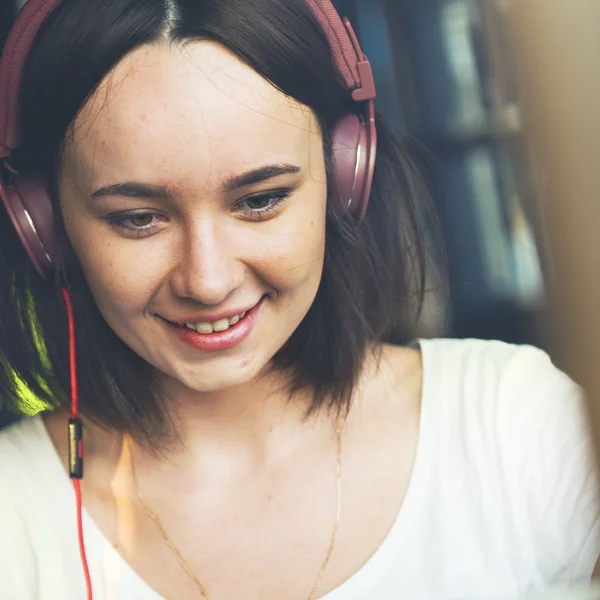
[{"left": 419, "top": 125, "right": 522, "bottom": 152}]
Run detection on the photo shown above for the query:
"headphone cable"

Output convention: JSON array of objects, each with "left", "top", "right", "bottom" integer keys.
[{"left": 61, "top": 288, "right": 93, "bottom": 600}]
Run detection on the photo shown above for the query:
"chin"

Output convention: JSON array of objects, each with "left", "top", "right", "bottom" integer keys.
[{"left": 165, "top": 354, "right": 271, "bottom": 394}]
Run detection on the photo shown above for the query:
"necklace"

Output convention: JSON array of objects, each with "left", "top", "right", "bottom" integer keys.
[{"left": 129, "top": 419, "right": 343, "bottom": 600}]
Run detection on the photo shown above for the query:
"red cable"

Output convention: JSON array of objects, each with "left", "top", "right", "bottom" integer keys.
[
  {"left": 61, "top": 288, "right": 93, "bottom": 600},
  {"left": 73, "top": 479, "right": 92, "bottom": 600},
  {"left": 61, "top": 289, "right": 78, "bottom": 417}
]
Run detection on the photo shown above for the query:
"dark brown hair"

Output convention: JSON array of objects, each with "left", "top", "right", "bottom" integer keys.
[{"left": 0, "top": 0, "right": 437, "bottom": 447}]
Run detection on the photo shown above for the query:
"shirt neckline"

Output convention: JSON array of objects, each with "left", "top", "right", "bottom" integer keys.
[
  {"left": 34, "top": 339, "right": 434, "bottom": 599},
  {"left": 320, "top": 338, "right": 433, "bottom": 598}
]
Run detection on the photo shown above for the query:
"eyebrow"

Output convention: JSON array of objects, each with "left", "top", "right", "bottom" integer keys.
[{"left": 89, "top": 164, "right": 302, "bottom": 199}]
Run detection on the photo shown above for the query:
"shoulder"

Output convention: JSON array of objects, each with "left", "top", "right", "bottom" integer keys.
[
  {"left": 0, "top": 417, "right": 46, "bottom": 595},
  {"left": 403, "top": 338, "right": 588, "bottom": 473},
  {"left": 420, "top": 338, "right": 600, "bottom": 583},
  {"left": 0, "top": 415, "right": 66, "bottom": 596},
  {"left": 369, "top": 338, "right": 565, "bottom": 432},
  {"left": 0, "top": 414, "right": 50, "bottom": 479},
  {"left": 417, "top": 337, "right": 581, "bottom": 418},
  {"left": 417, "top": 337, "right": 589, "bottom": 484},
  {"left": 0, "top": 414, "right": 55, "bottom": 473},
  {"left": 0, "top": 414, "right": 72, "bottom": 513},
  {"left": 418, "top": 335, "right": 559, "bottom": 377},
  {"left": 0, "top": 415, "right": 56, "bottom": 515}
]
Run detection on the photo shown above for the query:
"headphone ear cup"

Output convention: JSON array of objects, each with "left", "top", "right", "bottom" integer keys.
[
  {"left": 330, "top": 113, "right": 369, "bottom": 218},
  {"left": 0, "top": 175, "right": 56, "bottom": 278}
]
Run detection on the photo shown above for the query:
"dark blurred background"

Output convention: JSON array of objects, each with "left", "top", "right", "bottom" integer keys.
[
  {"left": 1, "top": 0, "right": 548, "bottom": 427},
  {"left": 332, "top": 0, "right": 547, "bottom": 348}
]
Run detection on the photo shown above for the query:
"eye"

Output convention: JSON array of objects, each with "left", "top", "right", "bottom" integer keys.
[
  {"left": 236, "top": 189, "right": 293, "bottom": 221},
  {"left": 106, "top": 212, "right": 166, "bottom": 238}
]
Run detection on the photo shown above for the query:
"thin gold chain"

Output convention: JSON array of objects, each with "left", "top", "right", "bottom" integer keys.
[{"left": 129, "top": 420, "right": 343, "bottom": 600}]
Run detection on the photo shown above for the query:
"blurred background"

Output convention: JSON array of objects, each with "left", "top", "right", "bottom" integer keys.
[
  {"left": 2, "top": 0, "right": 599, "bottom": 431},
  {"left": 332, "top": 0, "right": 548, "bottom": 348}
]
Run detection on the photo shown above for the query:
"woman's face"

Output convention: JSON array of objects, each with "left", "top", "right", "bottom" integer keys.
[{"left": 59, "top": 41, "right": 327, "bottom": 393}]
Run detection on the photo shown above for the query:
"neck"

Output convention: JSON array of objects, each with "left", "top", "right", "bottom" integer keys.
[
  {"left": 159, "top": 368, "right": 321, "bottom": 460},
  {"left": 82, "top": 367, "right": 337, "bottom": 482}
]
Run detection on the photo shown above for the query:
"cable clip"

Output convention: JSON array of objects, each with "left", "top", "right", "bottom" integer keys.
[{"left": 68, "top": 418, "right": 84, "bottom": 479}]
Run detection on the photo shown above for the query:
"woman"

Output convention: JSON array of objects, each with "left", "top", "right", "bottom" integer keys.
[{"left": 0, "top": 0, "right": 598, "bottom": 598}]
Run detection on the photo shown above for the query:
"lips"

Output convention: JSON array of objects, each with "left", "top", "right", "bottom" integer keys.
[
  {"left": 181, "top": 309, "right": 248, "bottom": 334},
  {"left": 164, "top": 300, "right": 259, "bottom": 329},
  {"left": 163, "top": 297, "right": 264, "bottom": 351}
]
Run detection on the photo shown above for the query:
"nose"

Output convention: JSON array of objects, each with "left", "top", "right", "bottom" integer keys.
[{"left": 170, "top": 218, "right": 244, "bottom": 306}]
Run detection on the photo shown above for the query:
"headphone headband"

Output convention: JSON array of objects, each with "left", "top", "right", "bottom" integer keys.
[
  {"left": 305, "top": 0, "right": 375, "bottom": 98},
  {"left": 0, "top": 0, "right": 375, "bottom": 160},
  {"left": 0, "top": 0, "right": 62, "bottom": 158},
  {"left": 0, "top": 0, "right": 377, "bottom": 279}
]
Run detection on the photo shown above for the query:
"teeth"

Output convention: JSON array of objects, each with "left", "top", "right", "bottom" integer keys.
[
  {"left": 196, "top": 322, "right": 214, "bottom": 334},
  {"left": 184, "top": 311, "right": 246, "bottom": 334},
  {"left": 212, "top": 319, "right": 230, "bottom": 332}
]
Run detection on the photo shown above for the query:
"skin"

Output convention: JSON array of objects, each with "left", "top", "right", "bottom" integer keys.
[
  {"left": 45, "top": 41, "right": 423, "bottom": 599},
  {"left": 60, "top": 41, "right": 327, "bottom": 400}
]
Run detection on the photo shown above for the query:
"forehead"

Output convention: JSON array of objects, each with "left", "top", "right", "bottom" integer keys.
[{"left": 64, "top": 41, "right": 320, "bottom": 187}]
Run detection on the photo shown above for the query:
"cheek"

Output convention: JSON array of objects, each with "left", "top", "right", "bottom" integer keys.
[
  {"left": 257, "top": 200, "right": 326, "bottom": 293},
  {"left": 61, "top": 196, "right": 166, "bottom": 303},
  {"left": 67, "top": 223, "right": 164, "bottom": 318},
  {"left": 80, "top": 257, "right": 150, "bottom": 320}
]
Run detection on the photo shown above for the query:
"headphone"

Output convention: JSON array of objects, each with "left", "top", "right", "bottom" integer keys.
[
  {"left": 0, "top": 0, "right": 377, "bottom": 282},
  {"left": 0, "top": 2, "right": 376, "bottom": 597}
]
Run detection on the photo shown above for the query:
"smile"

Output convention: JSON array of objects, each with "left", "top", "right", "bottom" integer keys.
[
  {"left": 162, "top": 298, "right": 264, "bottom": 352},
  {"left": 181, "top": 310, "right": 247, "bottom": 334}
]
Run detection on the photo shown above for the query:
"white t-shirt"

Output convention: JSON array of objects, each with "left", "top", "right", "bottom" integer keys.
[{"left": 1, "top": 338, "right": 599, "bottom": 600}]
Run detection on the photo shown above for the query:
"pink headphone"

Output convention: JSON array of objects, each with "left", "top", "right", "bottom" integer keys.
[
  {"left": 0, "top": 0, "right": 377, "bottom": 281},
  {"left": 0, "top": 2, "right": 376, "bottom": 597}
]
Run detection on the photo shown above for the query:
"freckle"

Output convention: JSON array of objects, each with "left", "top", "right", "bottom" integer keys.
[{"left": 268, "top": 495, "right": 273, "bottom": 501}]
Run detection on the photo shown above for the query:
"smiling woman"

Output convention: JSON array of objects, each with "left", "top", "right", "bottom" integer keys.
[
  {"left": 0, "top": 1, "right": 599, "bottom": 600},
  {"left": 57, "top": 40, "right": 333, "bottom": 397},
  {"left": 0, "top": 0, "right": 413, "bottom": 442}
]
